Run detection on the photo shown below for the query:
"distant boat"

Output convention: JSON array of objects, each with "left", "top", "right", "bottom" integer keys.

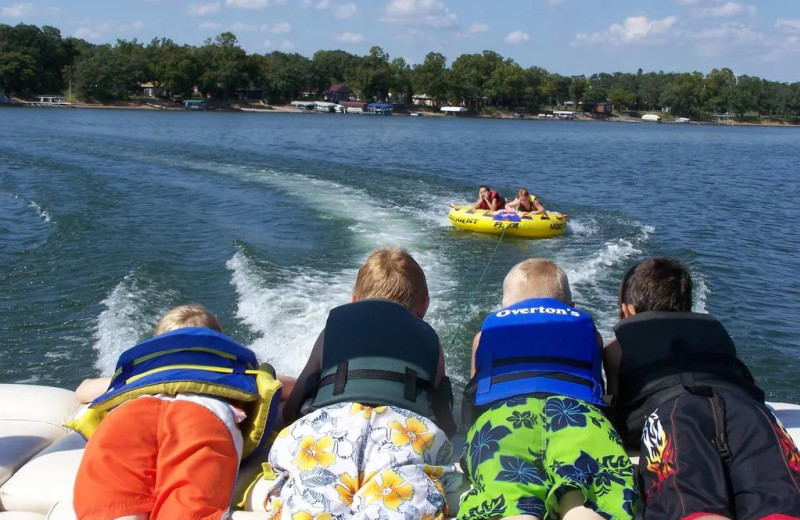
[
  {"left": 183, "top": 99, "right": 207, "bottom": 110},
  {"left": 290, "top": 101, "right": 316, "bottom": 111},
  {"left": 441, "top": 106, "right": 468, "bottom": 114},
  {"left": 641, "top": 114, "right": 662, "bottom": 123},
  {"left": 366, "top": 103, "right": 393, "bottom": 115}
]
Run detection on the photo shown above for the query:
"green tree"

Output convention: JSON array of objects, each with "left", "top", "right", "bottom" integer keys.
[
  {"left": 411, "top": 52, "right": 449, "bottom": 106},
  {"left": 569, "top": 75, "right": 588, "bottom": 108},
  {"left": 731, "top": 75, "right": 763, "bottom": 118},
  {"left": 148, "top": 39, "right": 201, "bottom": 98},
  {"left": 389, "top": 57, "right": 412, "bottom": 103},
  {"left": 704, "top": 67, "right": 736, "bottom": 114},
  {"left": 661, "top": 72, "right": 705, "bottom": 117},
  {"left": 349, "top": 46, "right": 392, "bottom": 101},
  {"left": 196, "top": 32, "right": 250, "bottom": 99},
  {"left": 608, "top": 87, "right": 636, "bottom": 111},
  {"left": 310, "top": 49, "right": 356, "bottom": 95},
  {"left": 258, "top": 51, "right": 311, "bottom": 102}
]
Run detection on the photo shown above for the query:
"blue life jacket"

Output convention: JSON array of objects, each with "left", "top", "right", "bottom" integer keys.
[
  {"left": 71, "top": 328, "right": 282, "bottom": 458},
  {"left": 465, "top": 298, "right": 604, "bottom": 422}
]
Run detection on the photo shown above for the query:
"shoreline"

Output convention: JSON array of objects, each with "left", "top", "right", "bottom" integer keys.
[{"left": 5, "top": 99, "right": 797, "bottom": 127}]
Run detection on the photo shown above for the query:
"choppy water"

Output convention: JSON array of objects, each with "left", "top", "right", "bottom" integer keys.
[{"left": 1, "top": 108, "right": 799, "bottom": 401}]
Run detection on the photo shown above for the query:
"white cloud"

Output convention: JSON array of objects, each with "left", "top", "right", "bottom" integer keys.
[
  {"left": 199, "top": 21, "right": 222, "bottom": 30},
  {"left": 682, "top": 21, "right": 763, "bottom": 55},
  {"left": 505, "top": 30, "right": 530, "bottom": 43},
  {"left": 317, "top": 0, "right": 356, "bottom": 19},
  {"left": 73, "top": 23, "right": 110, "bottom": 42},
  {"left": 336, "top": 32, "right": 364, "bottom": 43},
  {"left": 263, "top": 38, "right": 272, "bottom": 47},
  {"left": 187, "top": 2, "right": 220, "bottom": 16},
  {"left": 776, "top": 18, "right": 800, "bottom": 33},
  {"left": 382, "top": 0, "right": 458, "bottom": 28},
  {"left": 231, "top": 23, "right": 262, "bottom": 32},
  {"left": 0, "top": 3, "right": 34, "bottom": 18},
  {"left": 468, "top": 22, "right": 488, "bottom": 33},
  {"left": 120, "top": 20, "right": 145, "bottom": 33},
  {"left": 270, "top": 22, "right": 292, "bottom": 33},
  {"left": 279, "top": 39, "right": 295, "bottom": 50},
  {"left": 226, "top": 0, "right": 276, "bottom": 9},
  {"left": 698, "top": 2, "right": 747, "bottom": 17},
  {"left": 545, "top": 0, "right": 564, "bottom": 5},
  {"left": 573, "top": 15, "right": 678, "bottom": 46}
]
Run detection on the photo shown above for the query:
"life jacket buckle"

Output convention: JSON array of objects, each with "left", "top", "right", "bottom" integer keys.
[{"left": 333, "top": 361, "right": 348, "bottom": 395}]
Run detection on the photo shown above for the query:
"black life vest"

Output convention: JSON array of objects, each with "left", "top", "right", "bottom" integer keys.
[
  {"left": 306, "top": 299, "right": 456, "bottom": 433},
  {"left": 613, "top": 311, "right": 764, "bottom": 447}
]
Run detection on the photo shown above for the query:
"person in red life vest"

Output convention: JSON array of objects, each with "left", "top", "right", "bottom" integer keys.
[{"left": 472, "top": 185, "right": 506, "bottom": 211}]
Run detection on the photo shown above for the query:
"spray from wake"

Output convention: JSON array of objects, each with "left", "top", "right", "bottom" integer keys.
[
  {"left": 92, "top": 274, "right": 175, "bottom": 375},
  {"left": 563, "top": 223, "right": 655, "bottom": 340}
]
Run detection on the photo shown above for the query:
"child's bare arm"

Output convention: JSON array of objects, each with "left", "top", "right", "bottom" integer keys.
[
  {"left": 603, "top": 338, "right": 622, "bottom": 399},
  {"left": 75, "top": 376, "right": 112, "bottom": 404}
]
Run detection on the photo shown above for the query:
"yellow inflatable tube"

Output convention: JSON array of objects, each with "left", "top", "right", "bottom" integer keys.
[{"left": 448, "top": 205, "right": 568, "bottom": 239}]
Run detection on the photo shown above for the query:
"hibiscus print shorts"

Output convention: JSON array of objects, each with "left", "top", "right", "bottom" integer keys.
[
  {"left": 263, "top": 402, "right": 459, "bottom": 520},
  {"left": 459, "top": 395, "right": 638, "bottom": 520}
]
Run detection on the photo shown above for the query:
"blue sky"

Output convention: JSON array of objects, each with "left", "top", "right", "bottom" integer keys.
[{"left": 2, "top": 0, "right": 799, "bottom": 82}]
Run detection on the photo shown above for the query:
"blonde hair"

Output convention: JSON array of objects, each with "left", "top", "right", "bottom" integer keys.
[
  {"left": 502, "top": 258, "right": 572, "bottom": 307},
  {"left": 352, "top": 247, "right": 428, "bottom": 312},
  {"left": 154, "top": 304, "right": 222, "bottom": 336}
]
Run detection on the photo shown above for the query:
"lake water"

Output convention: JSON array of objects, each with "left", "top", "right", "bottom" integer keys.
[{"left": 1, "top": 108, "right": 799, "bottom": 401}]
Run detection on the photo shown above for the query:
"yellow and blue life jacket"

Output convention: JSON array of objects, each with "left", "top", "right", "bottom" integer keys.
[
  {"left": 71, "top": 327, "right": 282, "bottom": 459},
  {"left": 463, "top": 298, "right": 604, "bottom": 425}
]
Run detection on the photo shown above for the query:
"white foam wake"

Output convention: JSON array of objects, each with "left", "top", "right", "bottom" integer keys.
[
  {"left": 92, "top": 274, "right": 169, "bottom": 375},
  {"left": 28, "top": 200, "right": 51, "bottom": 223},
  {"left": 693, "top": 270, "right": 710, "bottom": 313},
  {"left": 567, "top": 217, "right": 598, "bottom": 236},
  {"left": 565, "top": 224, "right": 654, "bottom": 288},
  {"left": 227, "top": 249, "right": 353, "bottom": 376}
]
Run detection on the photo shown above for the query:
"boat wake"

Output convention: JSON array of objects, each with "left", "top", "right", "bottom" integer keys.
[{"left": 92, "top": 273, "right": 176, "bottom": 375}]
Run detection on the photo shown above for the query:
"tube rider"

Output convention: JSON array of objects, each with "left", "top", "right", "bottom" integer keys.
[{"left": 472, "top": 185, "right": 506, "bottom": 211}]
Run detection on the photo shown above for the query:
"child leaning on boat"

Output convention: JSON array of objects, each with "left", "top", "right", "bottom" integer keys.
[
  {"left": 266, "top": 247, "right": 460, "bottom": 520},
  {"left": 605, "top": 257, "right": 800, "bottom": 520},
  {"left": 459, "top": 259, "right": 638, "bottom": 520},
  {"left": 73, "top": 304, "right": 282, "bottom": 520}
]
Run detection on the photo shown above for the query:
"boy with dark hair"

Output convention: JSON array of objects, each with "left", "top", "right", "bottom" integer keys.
[{"left": 606, "top": 257, "right": 800, "bottom": 520}]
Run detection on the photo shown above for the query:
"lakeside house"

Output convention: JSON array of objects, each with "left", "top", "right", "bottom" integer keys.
[
  {"left": 323, "top": 84, "right": 351, "bottom": 104},
  {"left": 412, "top": 93, "right": 435, "bottom": 107},
  {"left": 138, "top": 82, "right": 162, "bottom": 98},
  {"left": 583, "top": 101, "right": 613, "bottom": 114}
]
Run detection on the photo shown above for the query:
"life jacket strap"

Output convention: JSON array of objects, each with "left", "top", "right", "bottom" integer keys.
[
  {"left": 120, "top": 364, "right": 269, "bottom": 386},
  {"left": 493, "top": 355, "right": 593, "bottom": 370},
  {"left": 491, "top": 370, "right": 595, "bottom": 388},
  {"left": 318, "top": 361, "right": 434, "bottom": 400}
]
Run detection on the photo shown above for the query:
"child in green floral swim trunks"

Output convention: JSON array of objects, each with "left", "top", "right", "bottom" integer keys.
[{"left": 459, "top": 259, "right": 639, "bottom": 520}]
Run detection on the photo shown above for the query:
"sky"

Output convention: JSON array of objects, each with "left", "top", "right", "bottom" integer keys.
[{"left": 1, "top": 0, "right": 799, "bottom": 83}]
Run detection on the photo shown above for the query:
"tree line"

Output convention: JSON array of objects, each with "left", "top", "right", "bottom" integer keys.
[{"left": 2, "top": 23, "right": 800, "bottom": 121}]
